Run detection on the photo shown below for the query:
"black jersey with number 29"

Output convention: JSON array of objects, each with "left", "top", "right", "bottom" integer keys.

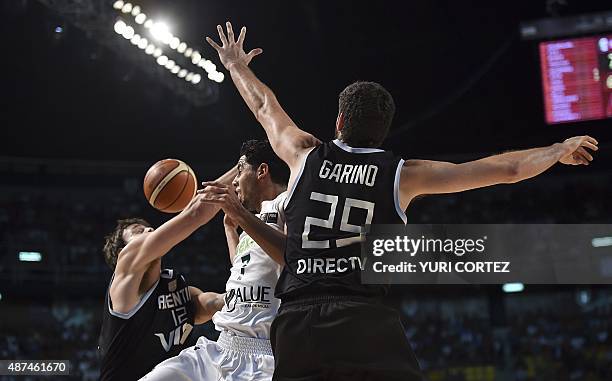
[{"left": 276, "top": 139, "right": 406, "bottom": 300}]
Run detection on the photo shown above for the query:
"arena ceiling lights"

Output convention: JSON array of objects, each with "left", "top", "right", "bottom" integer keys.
[{"left": 111, "top": 1, "right": 224, "bottom": 84}]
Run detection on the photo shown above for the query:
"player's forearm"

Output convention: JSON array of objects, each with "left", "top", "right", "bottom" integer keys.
[
  {"left": 192, "top": 290, "right": 224, "bottom": 324},
  {"left": 234, "top": 208, "right": 286, "bottom": 265},
  {"left": 491, "top": 143, "right": 569, "bottom": 183},
  {"left": 228, "top": 62, "right": 276, "bottom": 125},
  {"left": 225, "top": 227, "right": 239, "bottom": 262}
]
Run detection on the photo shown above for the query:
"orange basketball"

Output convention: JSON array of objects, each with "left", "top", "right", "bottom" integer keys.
[{"left": 143, "top": 159, "right": 197, "bottom": 213}]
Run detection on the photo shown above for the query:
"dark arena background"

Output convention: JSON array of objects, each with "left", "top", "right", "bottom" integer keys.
[{"left": 1, "top": 0, "right": 612, "bottom": 380}]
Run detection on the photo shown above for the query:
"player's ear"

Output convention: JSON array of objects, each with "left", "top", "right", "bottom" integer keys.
[
  {"left": 257, "top": 163, "right": 269, "bottom": 180},
  {"left": 336, "top": 112, "right": 344, "bottom": 132}
]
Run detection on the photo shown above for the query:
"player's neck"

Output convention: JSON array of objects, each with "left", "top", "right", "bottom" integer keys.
[{"left": 255, "top": 183, "right": 286, "bottom": 212}]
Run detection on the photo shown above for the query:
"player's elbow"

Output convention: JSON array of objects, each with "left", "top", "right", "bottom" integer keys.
[
  {"left": 503, "top": 161, "right": 521, "bottom": 183},
  {"left": 254, "top": 91, "right": 277, "bottom": 122}
]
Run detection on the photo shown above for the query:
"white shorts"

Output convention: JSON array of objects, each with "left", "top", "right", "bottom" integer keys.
[{"left": 140, "top": 331, "right": 274, "bottom": 381}]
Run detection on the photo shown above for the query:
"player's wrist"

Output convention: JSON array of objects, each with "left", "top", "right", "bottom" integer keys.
[{"left": 553, "top": 142, "right": 571, "bottom": 160}]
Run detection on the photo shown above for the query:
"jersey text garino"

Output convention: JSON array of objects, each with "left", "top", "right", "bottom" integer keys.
[{"left": 276, "top": 140, "right": 406, "bottom": 299}]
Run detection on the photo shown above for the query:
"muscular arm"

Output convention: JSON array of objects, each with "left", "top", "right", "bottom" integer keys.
[
  {"left": 206, "top": 23, "right": 320, "bottom": 170},
  {"left": 119, "top": 165, "right": 238, "bottom": 271},
  {"left": 233, "top": 207, "right": 286, "bottom": 266},
  {"left": 189, "top": 287, "right": 225, "bottom": 325},
  {"left": 227, "top": 62, "right": 318, "bottom": 169},
  {"left": 399, "top": 137, "right": 598, "bottom": 209}
]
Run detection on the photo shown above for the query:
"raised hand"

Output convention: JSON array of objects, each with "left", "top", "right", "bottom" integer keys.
[
  {"left": 206, "top": 21, "right": 263, "bottom": 70},
  {"left": 558, "top": 136, "right": 598, "bottom": 166}
]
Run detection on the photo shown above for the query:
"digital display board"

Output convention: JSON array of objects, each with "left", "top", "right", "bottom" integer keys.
[{"left": 539, "top": 35, "right": 612, "bottom": 124}]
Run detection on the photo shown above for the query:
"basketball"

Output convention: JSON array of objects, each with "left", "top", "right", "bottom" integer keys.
[{"left": 143, "top": 159, "right": 197, "bottom": 213}]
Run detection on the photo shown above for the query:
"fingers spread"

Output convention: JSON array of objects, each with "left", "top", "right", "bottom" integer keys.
[
  {"left": 226, "top": 21, "right": 235, "bottom": 43},
  {"left": 247, "top": 48, "right": 263, "bottom": 59},
  {"left": 206, "top": 37, "right": 221, "bottom": 51},
  {"left": 217, "top": 24, "right": 228, "bottom": 45},
  {"left": 237, "top": 26, "right": 246, "bottom": 46}
]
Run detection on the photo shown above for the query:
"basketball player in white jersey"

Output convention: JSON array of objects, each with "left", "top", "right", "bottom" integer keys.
[
  {"left": 141, "top": 140, "right": 289, "bottom": 381},
  {"left": 206, "top": 23, "right": 599, "bottom": 380}
]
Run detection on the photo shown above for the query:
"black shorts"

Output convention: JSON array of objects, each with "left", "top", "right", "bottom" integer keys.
[{"left": 270, "top": 296, "right": 424, "bottom": 381}]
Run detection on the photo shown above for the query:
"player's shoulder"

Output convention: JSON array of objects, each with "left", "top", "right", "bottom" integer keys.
[{"left": 261, "top": 191, "right": 287, "bottom": 213}]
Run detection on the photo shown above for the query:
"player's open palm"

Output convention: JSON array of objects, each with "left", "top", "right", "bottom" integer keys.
[
  {"left": 559, "top": 135, "right": 598, "bottom": 166},
  {"left": 206, "top": 21, "right": 263, "bottom": 70}
]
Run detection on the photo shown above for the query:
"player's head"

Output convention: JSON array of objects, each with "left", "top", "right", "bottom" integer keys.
[
  {"left": 336, "top": 81, "right": 395, "bottom": 148},
  {"left": 234, "top": 139, "right": 289, "bottom": 212},
  {"left": 103, "top": 218, "right": 153, "bottom": 269}
]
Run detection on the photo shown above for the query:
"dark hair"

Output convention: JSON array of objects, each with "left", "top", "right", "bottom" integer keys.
[
  {"left": 338, "top": 81, "right": 395, "bottom": 148},
  {"left": 240, "top": 139, "right": 289, "bottom": 186},
  {"left": 103, "top": 218, "right": 151, "bottom": 269}
]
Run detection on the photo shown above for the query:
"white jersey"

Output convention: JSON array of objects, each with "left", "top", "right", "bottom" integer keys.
[{"left": 212, "top": 192, "right": 286, "bottom": 339}]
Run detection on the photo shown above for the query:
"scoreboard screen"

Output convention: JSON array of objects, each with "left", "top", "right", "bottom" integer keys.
[{"left": 539, "top": 35, "right": 612, "bottom": 124}]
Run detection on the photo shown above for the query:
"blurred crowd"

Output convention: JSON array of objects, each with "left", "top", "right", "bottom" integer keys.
[{"left": 1, "top": 170, "right": 611, "bottom": 380}]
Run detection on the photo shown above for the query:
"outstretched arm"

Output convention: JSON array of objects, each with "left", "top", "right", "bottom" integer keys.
[
  {"left": 119, "top": 166, "right": 238, "bottom": 271},
  {"left": 399, "top": 135, "right": 599, "bottom": 209},
  {"left": 206, "top": 22, "right": 320, "bottom": 170},
  {"left": 189, "top": 287, "right": 225, "bottom": 324}
]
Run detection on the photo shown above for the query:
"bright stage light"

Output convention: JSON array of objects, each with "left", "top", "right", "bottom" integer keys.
[
  {"left": 144, "top": 19, "right": 153, "bottom": 29},
  {"left": 170, "top": 37, "right": 180, "bottom": 49},
  {"left": 137, "top": 37, "right": 148, "bottom": 49},
  {"left": 165, "top": 59, "right": 175, "bottom": 70},
  {"left": 186, "top": 72, "right": 194, "bottom": 81},
  {"left": 178, "top": 69, "right": 187, "bottom": 78},
  {"left": 122, "top": 25, "right": 134, "bottom": 39},
  {"left": 191, "top": 73, "right": 201, "bottom": 84},
  {"left": 145, "top": 43, "right": 155, "bottom": 55},
  {"left": 19, "top": 251, "right": 42, "bottom": 262},
  {"left": 502, "top": 283, "right": 524, "bottom": 293},
  {"left": 113, "top": 0, "right": 124, "bottom": 10},
  {"left": 191, "top": 51, "right": 201, "bottom": 65},
  {"left": 171, "top": 65, "right": 180, "bottom": 74},
  {"left": 114, "top": 20, "right": 126, "bottom": 34},
  {"left": 153, "top": 47, "right": 162, "bottom": 57},
  {"left": 130, "top": 34, "right": 140, "bottom": 45},
  {"left": 131, "top": 5, "right": 141, "bottom": 16},
  {"left": 157, "top": 55, "right": 168, "bottom": 66},
  {"left": 177, "top": 42, "right": 186, "bottom": 53},
  {"left": 150, "top": 22, "right": 170, "bottom": 42},
  {"left": 184, "top": 47, "right": 192, "bottom": 58},
  {"left": 121, "top": 2, "right": 132, "bottom": 14},
  {"left": 135, "top": 13, "right": 146, "bottom": 24},
  {"left": 592, "top": 236, "right": 612, "bottom": 247}
]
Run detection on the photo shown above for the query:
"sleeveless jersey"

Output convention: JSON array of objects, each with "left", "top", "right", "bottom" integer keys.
[
  {"left": 276, "top": 139, "right": 406, "bottom": 299},
  {"left": 98, "top": 269, "right": 195, "bottom": 380},
  {"left": 212, "top": 192, "right": 285, "bottom": 339}
]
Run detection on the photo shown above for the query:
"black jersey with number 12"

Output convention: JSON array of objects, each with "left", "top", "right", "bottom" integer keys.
[{"left": 98, "top": 269, "right": 194, "bottom": 380}]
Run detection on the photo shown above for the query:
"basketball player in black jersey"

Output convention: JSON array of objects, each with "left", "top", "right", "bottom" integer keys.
[
  {"left": 207, "top": 22, "right": 599, "bottom": 380},
  {"left": 98, "top": 169, "right": 236, "bottom": 380}
]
